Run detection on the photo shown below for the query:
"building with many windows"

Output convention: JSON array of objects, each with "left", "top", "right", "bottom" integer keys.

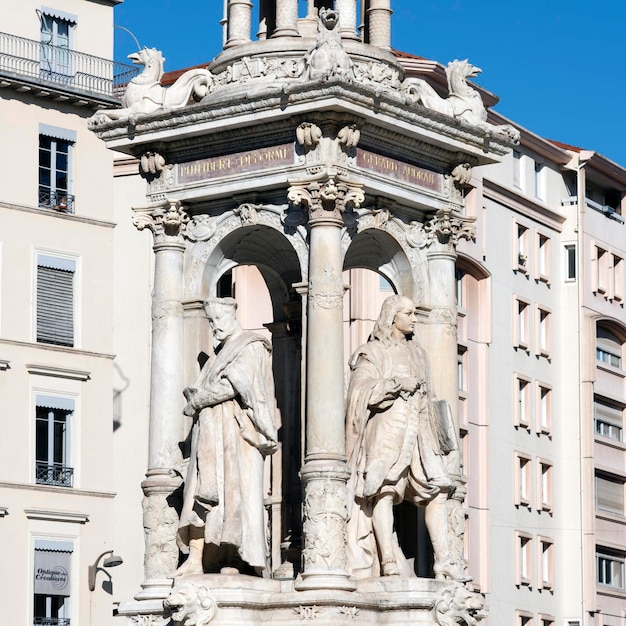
[{"left": 0, "top": 1, "right": 139, "bottom": 625}]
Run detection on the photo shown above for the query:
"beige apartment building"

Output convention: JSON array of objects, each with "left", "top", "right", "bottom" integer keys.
[
  {"left": 0, "top": 1, "right": 139, "bottom": 625},
  {"left": 3, "top": 2, "right": 626, "bottom": 626}
]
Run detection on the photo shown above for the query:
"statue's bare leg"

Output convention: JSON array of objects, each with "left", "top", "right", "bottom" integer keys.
[
  {"left": 174, "top": 526, "right": 204, "bottom": 578},
  {"left": 426, "top": 491, "right": 471, "bottom": 582},
  {"left": 371, "top": 494, "right": 399, "bottom": 576}
]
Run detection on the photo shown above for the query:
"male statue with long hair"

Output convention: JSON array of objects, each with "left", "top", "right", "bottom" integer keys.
[{"left": 346, "top": 294, "right": 469, "bottom": 582}]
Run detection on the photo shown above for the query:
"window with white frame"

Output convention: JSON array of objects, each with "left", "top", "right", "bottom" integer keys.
[
  {"left": 516, "top": 532, "right": 533, "bottom": 586},
  {"left": 39, "top": 126, "right": 75, "bottom": 212},
  {"left": 515, "top": 452, "right": 532, "bottom": 507},
  {"left": 517, "top": 614, "right": 533, "bottom": 626},
  {"left": 537, "top": 384, "right": 551, "bottom": 434},
  {"left": 597, "top": 550, "right": 625, "bottom": 589},
  {"left": 537, "top": 233, "right": 550, "bottom": 281},
  {"left": 612, "top": 254, "right": 624, "bottom": 302},
  {"left": 35, "top": 395, "right": 74, "bottom": 488},
  {"left": 515, "top": 375, "right": 531, "bottom": 428},
  {"left": 34, "top": 539, "right": 73, "bottom": 624},
  {"left": 564, "top": 243, "right": 577, "bottom": 281},
  {"left": 594, "top": 396, "right": 624, "bottom": 442},
  {"left": 513, "top": 150, "right": 522, "bottom": 189},
  {"left": 537, "top": 307, "right": 551, "bottom": 357},
  {"left": 596, "top": 325, "right": 623, "bottom": 369},
  {"left": 538, "top": 616, "right": 554, "bottom": 626},
  {"left": 534, "top": 161, "right": 546, "bottom": 201},
  {"left": 539, "top": 538, "right": 554, "bottom": 590},
  {"left": 538, "top": 460, "right": 553, "bottom": 513},
  {"left": 36, "top": 254, "right": 76, "bottom": 347},
  {"left": 596, "top": 472, "right": 625, "bottom": 516},
  {"left": 455, "top": 268, "right": 465, "bottom": 309},
  {"left": 40, "top": 10, "right": 76, "bottom": 81},
  {"left": 515, "top": 298, "right": 530, "bottom": 350},
  {"left": 457, "top": 346, "right": 467, "bottom": 392},
  {"left": 516, "top": 224, "right": 529, "bottom": 271},
  {"left": 594, "top": 246, "right": 609, "bottom": 295}
]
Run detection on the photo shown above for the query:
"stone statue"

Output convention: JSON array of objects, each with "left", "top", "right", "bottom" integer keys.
[
  {"left": 345, "top": 295, "right": 469, "bottom": 582},
  {"left": 176, "top": 297, "right": 278, "bottom": 577},
  {"left": 91, "top": 48, "right": 213, "bottom": 125}
]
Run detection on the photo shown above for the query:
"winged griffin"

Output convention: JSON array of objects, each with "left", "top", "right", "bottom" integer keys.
[
  {"left": 91, "top": 48, "right": 213, "bottom": 125},
  {"left": 403, "top": 59, "right": 519, "bottom": 142}
]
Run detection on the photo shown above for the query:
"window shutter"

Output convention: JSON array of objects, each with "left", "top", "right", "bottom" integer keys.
[
  {"left": 37, "top": 265, "right": 74, "bottom": 346},
  {"left": 597, "top": 475, "right": 624, "bottom": 514}
]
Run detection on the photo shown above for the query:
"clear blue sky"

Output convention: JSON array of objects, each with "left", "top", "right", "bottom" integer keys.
[{"left": 114, "top": 1, "right": 626, "bottom": 166}]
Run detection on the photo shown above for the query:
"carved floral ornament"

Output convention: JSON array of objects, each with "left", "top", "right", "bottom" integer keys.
[
  {"left": 406, "top": 207, "right": 476, "bottom": 250},
  {"left": 288, "top": 177, "right": 364, "bottom": 220}
]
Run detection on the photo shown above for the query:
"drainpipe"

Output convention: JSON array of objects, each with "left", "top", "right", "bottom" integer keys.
[{"left": 576, "top": 150, "right": 593, "bottom": 626}]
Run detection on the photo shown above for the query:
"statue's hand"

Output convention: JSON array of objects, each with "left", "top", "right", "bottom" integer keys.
[
  {"left": 384, "top": 377, "right": 402, "bottom": 396},
  {"left": 183, "top": 401, "right": 197, "bottom": 417},
  {"left": 399, "top": 377, "right": 420, "bottom": 394}
]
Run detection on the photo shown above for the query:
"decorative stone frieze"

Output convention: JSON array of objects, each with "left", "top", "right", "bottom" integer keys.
[
  {"left": 288, "top": 177, "right": 364, "bottom": 222},
  {"left": 133, "top": 200, "right": 189, "bottom": 242},
  {"left": 139, "top": 151, "right": 166, "bottom": 182},
  {"left": 406, "top": 207, "right": 476, "bottom": 251}
]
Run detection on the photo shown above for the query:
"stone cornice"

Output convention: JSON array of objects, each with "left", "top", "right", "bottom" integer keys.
[
  {"left": 24, "top": 508, "right": 90, "bottom": 524},
  {"left": 26, "top": 363, "right": 91, "bottom": 381},
  {"left": 0, "top": 201, "right": 116, "bottom": 229},
  {"left": 482, "top": 177, "right": 565, "bottom": 231},
  {"left": 0, "top": 482, "right": 115, "bottom": 498},
  {"left": 0, "top": 338, "right": 115, "bottom": 360},
  {"left": 92, "top": 79, "right": 514, "bottom": 162}
]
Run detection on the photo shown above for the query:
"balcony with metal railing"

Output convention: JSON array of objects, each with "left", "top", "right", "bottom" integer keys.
[
  {"left": 0, "top": 31, "right": 139, "bottom": 106},
  {"left": 34, "top": 619, "right": 70, "bottom": 626},
  {"left": 36, "top": 462, "right": 74, "bottom": 487}
]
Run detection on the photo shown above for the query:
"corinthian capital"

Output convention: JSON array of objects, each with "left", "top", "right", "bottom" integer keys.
[
  {"left": 132, "top": 200, "right": 189, "bottom": 242},
  {"left": 423, "top": 206, "right": 476, "bottom": 249},
  {"left": 288, "top": 176, "right": 364, "bottom": 222}
]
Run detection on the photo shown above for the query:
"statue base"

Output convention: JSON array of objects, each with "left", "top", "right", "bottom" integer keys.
[{"left": 116, "top": 575, "right": 485, "bottom": 625}]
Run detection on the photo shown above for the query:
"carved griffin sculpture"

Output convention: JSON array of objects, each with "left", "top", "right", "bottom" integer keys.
[
  {"left": 91, "top": 48, "right": 213, "bottom": 125},
  {"left": 433, "top": 584, "right": 486, "bottom": 626},
  {"left": 164, "top": 580, "right": 217, "bottom": 626},
  {"left": 303, "top": 8, "right": 353, "bottom": 80}
]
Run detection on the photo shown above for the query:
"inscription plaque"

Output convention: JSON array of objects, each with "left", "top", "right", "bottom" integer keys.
[
  {"left": 177, "top": 144, "right": 294, "bottom": 184},
  {"left": 357, "top": 149, "right": 443, "bottom": 193}
]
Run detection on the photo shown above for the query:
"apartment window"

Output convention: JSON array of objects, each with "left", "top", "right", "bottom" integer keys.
[
  {"left": 39, "top": 126, "right": 75, "bottom": 213},
  {"left": 515, "top": 299, "right": 530, "bottom": 350},
  {"left": 594, "top": 396, "right": 624, "bottom": 442},
  {"left": 34, "top": 539, "right": 72, "bottom": 625},
  {"left": 35, "top": 395, "right": 74, "bottom": 488},
  {"left": 516, "top": 224, "right": 529, "bottom": 271},
  {"left": 538, "top": 460, "right": 553, "bottom": 512},
  {"left": 40, "top": 11, "right": 75, "bottom": 81},
  {"left": 537, "top": 233, "right": 550, "bottom": 281},
  {"left": 456, "top": 268, "right": 465, "bottom": 309},
  {"left": 596, "top": 473, "right": 624, "bottom": 515},
  {"left": 457, "top": 346, "right": 467, "bottom": 392},
  {"left": 536, "top": 308, "right": 551, "bottom": 358},
  {"left": 517, "top": 615, "right": 533, "bottom": 626},
  {"left": 36, "top": 255, "right": 75, "bottom": 347},
  {"left": 515, "top": 453, "right": 532, "bottom": 507},
  {"left": 534, "top": 162, "right": 546, "bottom": 201},
  {"left": 513, "top": 150, "right": 522, "bottom": 189},
  {"left": 515, "top": 375, "right": 531, "bottom": 428},
  {"left": 596, "top": 325, "right": 622, "bottom": 369},
  {"left": 537, "top": 385, "right": 551, "bottom": 434},
  {"left": 594, "top": 246, "right": 609, "bottom": 295},
  {"left": 538, "top": 617, "right": 554, "bottom": 626},
  {"left": 516, "top": 532, "right": 532, "bottom": 586},
  {"left": 597, "top": 551, "right": 625, "bottom": 589},
  {"left": 564, "top": 244, "right": 577, "bottom": 281},
  {"left": 539, "top": 538, "right": 554, "bottom": 590},
  {"left": 612, "top": 255, "right": 624, "bottom": 302}
]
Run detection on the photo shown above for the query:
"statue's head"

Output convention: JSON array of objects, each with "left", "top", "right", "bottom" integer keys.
[
  {"left": 204, "top": 297, "right": 240, "bottom": 342},
  {"left": 371, "top": 295, "right": 417, "bottom": 344}
]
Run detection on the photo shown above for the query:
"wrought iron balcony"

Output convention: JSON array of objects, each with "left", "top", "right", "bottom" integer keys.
[
  {"left": 34, "top": 619, "right": 71, "bottom": 626},
  {"left": 0, "top": 31, "right": 139, "bottom": 104},
  {"left": 38, "top": 189, "right": 75, "bottom": 214},
  {"left": 36, "top": 462, "right": 74, "bottom": 488}
]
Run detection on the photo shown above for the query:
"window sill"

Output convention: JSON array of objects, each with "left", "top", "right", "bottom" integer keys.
[
  {"left": 594, "top": 435, "right": 626, "bottom": 451},
  {"left": 596, "top": 362, "right": 626, "bottom": 378},
  {"left": 596, "top": 510, "right": 626, "bottom": 525}
]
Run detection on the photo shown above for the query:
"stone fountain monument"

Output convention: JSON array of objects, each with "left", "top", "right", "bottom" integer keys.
[{"left": 91, "top": 2, "right": 518, "bottom": 624}]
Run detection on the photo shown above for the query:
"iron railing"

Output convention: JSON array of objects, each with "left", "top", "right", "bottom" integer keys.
[
  {"left": 36, "top": 462, "right": 74, "bottom": 487},
  {"left": 0, "top": 31, "right": 139, "bottom": 99},
  {"left": 34, "top": 619, "right": 70, "bottom": 626},
  {"left": 38, "top": 189, "right": 75, "bottom": 214}
]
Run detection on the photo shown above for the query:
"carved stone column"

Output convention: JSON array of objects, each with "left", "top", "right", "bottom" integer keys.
[
  {"left": 225, "top": 0, "right": 253, "bottom": 47},
  {"left": 288, "top": 176, "right": 363, "bottom": 591},
  {"left": 423, "top": 204, "right": 476, "bottom": 572},
  {"left": 132, "top": 200, "right": 189, "bottom": 600},
  {"left": 367, "top": 0, "right": 392, "bottom": 49},
  {"left": 336, "top": 0, "right": 359, "bottom": 39},
  {"left": 273, "top": 0, "right": 299, "bottom": 37}
]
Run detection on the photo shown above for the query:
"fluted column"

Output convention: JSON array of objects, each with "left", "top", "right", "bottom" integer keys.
[
  {"left": 288, "top": 176, "right": 363, "bottom": 591},
  {"left": 225, "top": 0, "right": 253, "bottom": 47},
  {"left": 367, "top": 0, "right": 392, "bottom": 49},
  {"left": 273, "top": 0, "right": 299, "bottom": 37},
  {"left": 423, "top": 204, "right": 476, "bottom": 574},
  {"left": 337, "top": 0, "right": 359, "bottom": 39},
  {"left": 132, "top": 200, "right": 189, "bottom": 600}
]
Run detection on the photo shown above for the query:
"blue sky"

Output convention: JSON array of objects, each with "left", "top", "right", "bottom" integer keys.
[{"left": 114, "top": 1, "right": 626, "bottom": 166}]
